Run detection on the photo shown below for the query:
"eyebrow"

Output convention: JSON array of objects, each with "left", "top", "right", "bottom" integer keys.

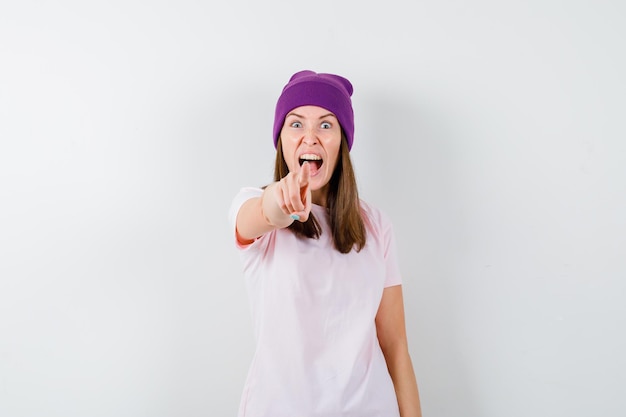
[{"left": 286, "top": 112, "right": 337, "bottom": 120}]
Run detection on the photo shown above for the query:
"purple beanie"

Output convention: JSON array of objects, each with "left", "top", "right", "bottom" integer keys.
[{"left": 273, "top": 70, "right": 355, "bottom": 151}]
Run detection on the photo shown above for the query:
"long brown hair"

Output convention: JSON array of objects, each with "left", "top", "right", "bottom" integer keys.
[{"left": 274, "top": 134, "right": 367, "bottom": 253}]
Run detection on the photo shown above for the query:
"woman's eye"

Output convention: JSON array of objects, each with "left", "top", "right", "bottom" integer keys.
[
  {"left": 290, "top": 122, "right": 302, "bottom": 128},
  {"left": 321, "top": 122, "right": 331, "bottom": 129}
]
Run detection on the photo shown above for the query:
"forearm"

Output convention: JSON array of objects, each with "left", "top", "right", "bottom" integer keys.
[{"left": 384, "top": 343, "right": 422, "bottom": 417}]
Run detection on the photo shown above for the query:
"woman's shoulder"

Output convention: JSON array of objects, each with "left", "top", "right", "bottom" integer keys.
[
  {"left": 234, "top": 186, "right": 263, "bottom": 199},
  {"left": 359, "top": 199, "right": 394, "bottom": 233},
  {"left": 230, "top": 186, "right": 263, "bottom": 209},
  {"left": 228, "top": 187, "right": 264, "bottom": 227}
]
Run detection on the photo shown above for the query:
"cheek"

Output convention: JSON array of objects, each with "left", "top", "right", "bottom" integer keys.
[
  {"left": 325, "top": 149, "right": 341, "bottom": 172},
  {"left": 281, "top": 139, "right": 294, "bottom": 156},
  {"left": 328, "top": 141, "right": 341, "bottom": 163},
  {"left": 281, "top": 146, "right": 297, "bottom": 172}
]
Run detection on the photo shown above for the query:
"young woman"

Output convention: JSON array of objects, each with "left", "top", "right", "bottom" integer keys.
[{"left": 229, "top": 70, "right": 422, "bottom": 417}]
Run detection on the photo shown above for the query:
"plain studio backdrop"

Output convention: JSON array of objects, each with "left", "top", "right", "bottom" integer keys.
[{"left": 1, "top": 1, "right": 625, "bottom": 416}]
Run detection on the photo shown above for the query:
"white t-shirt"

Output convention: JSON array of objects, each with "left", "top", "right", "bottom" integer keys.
[{"left": 229, "top": 187, "right": 402, "bottom": 417}]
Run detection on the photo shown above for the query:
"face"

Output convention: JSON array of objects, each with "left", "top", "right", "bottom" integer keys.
[{"left": 280, "top": 105, "right": 342, "bottom": 205}]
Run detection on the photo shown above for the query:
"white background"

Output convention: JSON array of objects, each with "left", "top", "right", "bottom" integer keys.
[{"left": 1, "top": 1, "right": 625, "bottom": 416}]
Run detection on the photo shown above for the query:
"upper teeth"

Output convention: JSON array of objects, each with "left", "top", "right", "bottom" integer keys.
[{"left": 300, "top": 154, "right": 321, "bottom": 160}]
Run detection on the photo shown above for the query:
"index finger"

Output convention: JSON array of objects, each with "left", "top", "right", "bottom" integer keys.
[{"left": 299, "top": 161, "right": 310, "bottom": 187}]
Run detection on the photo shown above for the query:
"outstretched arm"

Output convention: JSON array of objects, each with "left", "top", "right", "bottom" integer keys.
[
  {"left": 376, "top": 285, "right": 423, "bottom": 417},
  {"left": 235, "top": 162, "right": 311, "bottom": 245}
]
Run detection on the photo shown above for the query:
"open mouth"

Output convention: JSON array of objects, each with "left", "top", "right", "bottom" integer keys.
[{"left": 299, "top": 154, "right": 323, "bottom": 172}]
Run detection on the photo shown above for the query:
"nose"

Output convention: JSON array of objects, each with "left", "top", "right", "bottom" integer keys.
[{"left": 302, "top": 128, "right": 318, "bottom": 146}]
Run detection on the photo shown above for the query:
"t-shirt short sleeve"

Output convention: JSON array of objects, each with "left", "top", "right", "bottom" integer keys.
[
  {"left": 360, "top": 201, "right": 403, "bottom": 288},
  {"left": 228, "top": 187, "right": 263, "bottom": 248},
  {"left": 381, "top": 213, "right": 403, "bottom": 288}
]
